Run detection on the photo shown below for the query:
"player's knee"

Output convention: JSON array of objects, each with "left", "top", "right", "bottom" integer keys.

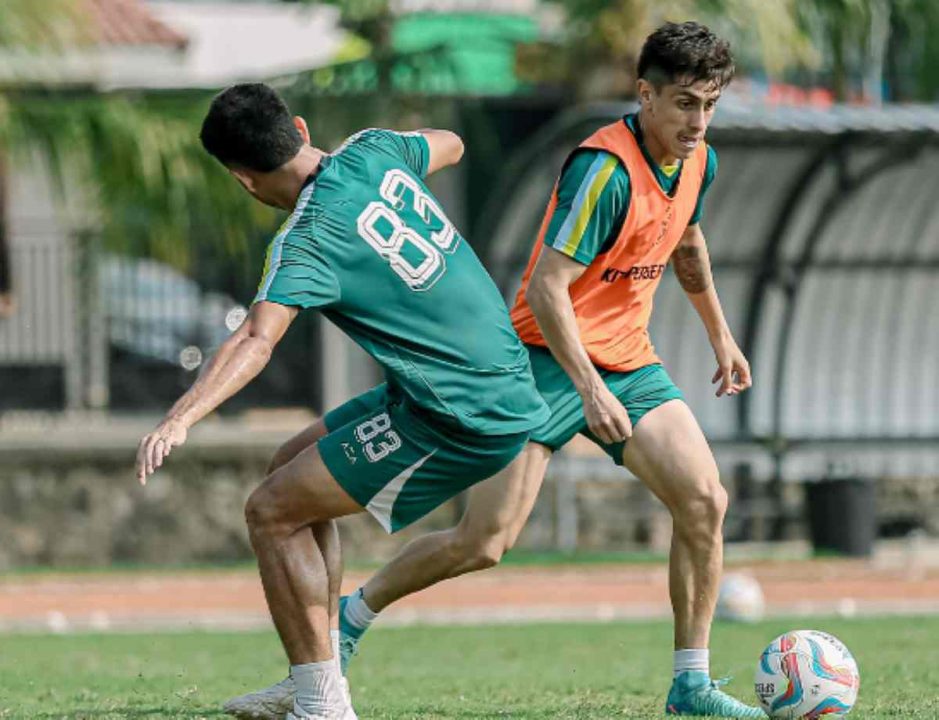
[
  {"left": 458, "top": 532, "right": 511, "bottom": 571},
  {"left": 673, "top": 477, "right": 727, "bottom": 544},
  {"left": 244, "top": 484, "right": 286, "bottom": 544},
  {"left": 474, "top": 538, "right": 507, "bottom": 570}
]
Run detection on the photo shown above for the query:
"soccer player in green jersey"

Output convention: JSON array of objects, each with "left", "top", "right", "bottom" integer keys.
[
  {"left": 134, "top": 83, "right": 549, "bottom": 720},
  {"left": 225, "top": 22, "right": 762, "bottom": 720}
]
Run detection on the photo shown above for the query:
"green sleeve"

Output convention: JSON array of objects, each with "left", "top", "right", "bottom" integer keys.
[
  {"left": 689, "top": 145, "right": 718, "bottom": 226},
  {"left": 377, "top": 129, "right": 430, "bottom": 178},
  {"left": 542, "top": 149, "right": 630, "bottom": 266},
  {"left": 254, "top": 227, "right": 341, "bottom": 309}
]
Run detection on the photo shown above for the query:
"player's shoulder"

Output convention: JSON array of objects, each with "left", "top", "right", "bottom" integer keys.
[
  {"left": 562, "top": 148, "right": 629, "bottom": 188},
  {"left": 705, "top": 143, "right": 718, "bottom": 170},
  {"left": 333, "top": 127, "right": 417, "bottom": 156},
  {"left": 698, "top": 142, "right": 718, "bottom": 183}
]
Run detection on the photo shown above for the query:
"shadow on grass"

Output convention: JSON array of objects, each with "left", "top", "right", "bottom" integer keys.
[
  {"left": 387, "top": 704, "right": 638, "bottom": 719},
  {"left": 29, "top": 707, "right": 228, "bottom": 719}
]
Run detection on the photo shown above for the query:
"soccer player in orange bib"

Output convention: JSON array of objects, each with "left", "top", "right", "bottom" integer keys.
[{"left": 225, "top": 21, "right": 761, "bottom": 719}]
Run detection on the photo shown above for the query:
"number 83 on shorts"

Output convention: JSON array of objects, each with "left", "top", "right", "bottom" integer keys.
[
  {"left": 318, "top": 384, "right": 529, "bottom": 532},
  {"left": 353, "top": 412, "right": 401, "bottom": 463}
]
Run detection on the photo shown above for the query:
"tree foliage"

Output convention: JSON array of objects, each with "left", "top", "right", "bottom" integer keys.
[
  {"left": 0, "top": 0, "right": 91, "bottom": 49},
  {"left": 552, "top": 0, "right": 939, "bottom": 101},
  {"left": 0, "top": 0, "right": 278, "bottom": 268}
]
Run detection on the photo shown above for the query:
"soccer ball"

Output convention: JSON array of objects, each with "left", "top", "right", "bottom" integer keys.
[
  {"left": 716, "top": 573, "right": 765, "bottom": 623},
  {"left": 754, "top": 630, "right": 860, "bottom": 719}
]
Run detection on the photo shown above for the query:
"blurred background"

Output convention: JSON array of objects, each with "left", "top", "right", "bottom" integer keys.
[{"left": 0, "top": 0, "right": 938, "bottom": 585}]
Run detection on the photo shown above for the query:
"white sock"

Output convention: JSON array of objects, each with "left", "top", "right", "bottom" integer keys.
[
  {"left": 674, "top": 648, "right": 709, "bottom": 677},
  {"left": 343, "top": 588, "right": 377, "bottom": 632},
  {"left": 291, "top": 659, "right": 344, "bottom": 714}
]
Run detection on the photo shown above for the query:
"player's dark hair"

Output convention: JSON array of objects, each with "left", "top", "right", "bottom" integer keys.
[
  {"left": 637, "top": 22, "right": 734, "bottom": 90},
  {"left": 200, "top": 83, "right": 303, "bottom": 172}
]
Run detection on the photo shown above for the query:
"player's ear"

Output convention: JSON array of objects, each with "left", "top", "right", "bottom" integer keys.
[
  {"left": 228, "top": 167, "right": 255, "bottom": 193},
  {"left": 293, "top": 116, "right": 311, "bottom": 144},
  {"left": 637, "top": 78, "right": 655, "bottom": 110}
]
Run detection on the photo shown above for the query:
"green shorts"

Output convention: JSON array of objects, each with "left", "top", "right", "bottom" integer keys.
[
  {"left": 320, "top": 384, "right": 528, "bottom": 533},
  {"left": 526, "top": 345, "right": 684, "bottom": 465}
]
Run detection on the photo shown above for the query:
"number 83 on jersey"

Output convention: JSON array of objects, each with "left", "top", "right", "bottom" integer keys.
[{"left": 357, "top": 169, "right": 459, "bottom": 291}]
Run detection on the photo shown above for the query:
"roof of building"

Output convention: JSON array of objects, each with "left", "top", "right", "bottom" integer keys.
[
  {"left": 85, "top": 0, "right": 187, "bottom": 49},
  {"left": 144, "top": 2, "right": 349, "bottom": 88},
  {"left": 712, "top": 102, "right": 939, "bottom": 134}
]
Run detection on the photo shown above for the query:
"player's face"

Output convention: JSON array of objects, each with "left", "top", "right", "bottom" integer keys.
[{"left": 639, "top": 78, "right": 720, "bottom": 161}]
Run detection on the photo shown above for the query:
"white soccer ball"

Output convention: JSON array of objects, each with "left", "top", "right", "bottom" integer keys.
[
  {"left": 754, "top": 630, "right": 860, "bottom": 719},
  {"left": 716, "top": 572, "right": 765, "bottom": 623}
]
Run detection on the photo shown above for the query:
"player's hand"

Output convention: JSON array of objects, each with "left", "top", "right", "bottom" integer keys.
[
  {"left": 135, "top": 419, "right": 188, "bottom": 486},
  {"left": 711, "top": 335, "right": 752, "bottom": 397},
  {"left": 581, "top": 383, "right": 632, "bottom": 444}
]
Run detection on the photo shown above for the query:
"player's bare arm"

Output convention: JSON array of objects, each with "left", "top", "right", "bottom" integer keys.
[
  {"left": 419, "top": 129, "right": 464, "bottom": 175},
  {"left": 672, "top": 223, "right": 751, "bottom": 397},
  {"left": 134, "top": 301, "right": 297, "bottom": 485},
  {"left": 526, "top": 248, "right": 632, "bottom": 444}
]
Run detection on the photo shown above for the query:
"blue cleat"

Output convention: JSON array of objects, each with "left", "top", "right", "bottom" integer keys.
[
  {"left": 337, "top": 594, "right": 366, "bottom": 676},
  {"left": 666, "top": 671, "right": 766, "bottom": 718}
]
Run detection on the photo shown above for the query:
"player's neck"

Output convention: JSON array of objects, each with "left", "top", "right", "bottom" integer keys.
[
  {"left": 275, "top": 146, "right": 327, "bottom": 210},
  {"left": 637, "top": 110, "right": 678, "bottom": 167}
]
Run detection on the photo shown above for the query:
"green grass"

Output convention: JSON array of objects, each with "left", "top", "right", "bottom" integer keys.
[{"left": 1, "top": 617, "right": 936, "bottom": 719}]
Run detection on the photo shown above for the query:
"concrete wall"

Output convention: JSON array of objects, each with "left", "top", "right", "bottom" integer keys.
[{"left": 1, "top": 419, "right": 936, "bottom": 569}]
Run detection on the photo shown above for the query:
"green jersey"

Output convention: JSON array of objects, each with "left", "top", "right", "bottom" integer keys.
[{"left": 255, "top": 128, "right": 549, "bottom": 435}]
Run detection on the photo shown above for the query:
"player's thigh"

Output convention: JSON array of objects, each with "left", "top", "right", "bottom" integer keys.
[
  {"left": 270, "top": 385, "right": 389, "bottom": 472},
  {"left": 619, "top": 399, "right": 719, "bottom": 510},
  {"left": 271, "top": 419, "right": 329, "bottom": 471},
  {"left": 459, "top": 442, "right": 552, "bottom": 542},
  {"left": 581, "top": 363, "right": 685, "bottom": 464},
  {"left": 248, "top": 443, "right": 365, "bottom": 534}
]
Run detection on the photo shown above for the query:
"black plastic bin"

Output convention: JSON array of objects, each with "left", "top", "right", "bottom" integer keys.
[{"left": 804, "top": 477, "right": 876, "bottom": 557}]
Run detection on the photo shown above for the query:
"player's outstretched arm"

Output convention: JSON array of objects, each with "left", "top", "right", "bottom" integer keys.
[
  {"left": 526, "top": 248, "right": 632, "bottom": 444},
  {"left": 134, "top": 301, "right": 298, "bottom": 485},
  {"left": 419, "top": 129, "right": 465, "bottom": 175},
  {"left": 671, "top": 223, "right": 752, "bottom": 397}
]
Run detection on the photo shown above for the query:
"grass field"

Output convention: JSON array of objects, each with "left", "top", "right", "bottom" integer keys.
[{"left": 1, "top": 617, "right": 936, "bottom": 719}]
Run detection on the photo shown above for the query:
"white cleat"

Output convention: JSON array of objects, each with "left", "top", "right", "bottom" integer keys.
[
  {"left": 224, "top": 677, "right": 351, "bottom": 720},
  {"left": 285, "top": 702, "right": 357, "bottom": 719},
  {"left": 223, "top": 677, "right": 295, "bottom": 719}
]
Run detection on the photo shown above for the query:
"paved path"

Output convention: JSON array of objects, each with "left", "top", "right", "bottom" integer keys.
[{"left": 3, "top": 560, "right": 938, "bottom": 633}]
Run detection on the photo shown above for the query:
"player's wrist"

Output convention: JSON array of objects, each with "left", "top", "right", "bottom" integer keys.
[
  {"left": 164, "top": 414, "right": 191, "bottom": 432},
  {"left": 575, "top": 374, "right": 606, "bottom": 401},
  {"left": 707, "top": 326, "right": 733, "bottom": 347}
]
